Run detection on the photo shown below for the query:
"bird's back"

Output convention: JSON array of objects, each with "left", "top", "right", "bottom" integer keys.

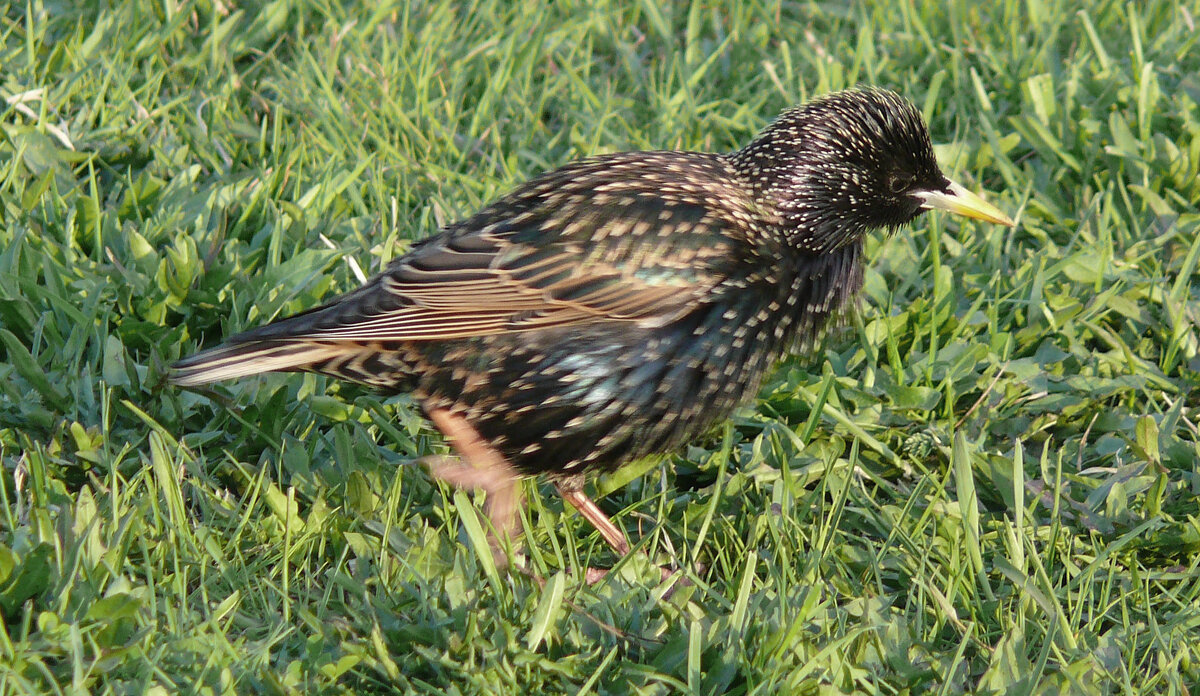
[{"left": 173, "top": 151, "right": 769, "bottom": 382}]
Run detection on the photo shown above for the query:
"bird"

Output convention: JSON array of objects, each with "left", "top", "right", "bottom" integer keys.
[{"left": 171, "top": 87, "right": 1014, "bottom": 575}]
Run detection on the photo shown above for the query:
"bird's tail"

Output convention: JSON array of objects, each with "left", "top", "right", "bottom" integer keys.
[{"left": 169, "top": 340, "right": 348, "bottom": 386}]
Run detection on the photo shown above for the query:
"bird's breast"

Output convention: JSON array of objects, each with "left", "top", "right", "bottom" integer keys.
[
  {"left": 412, "top": 243, "right": 862, "bottom": 478},
  {"left": 413, "top": 289, "right": 799, "bottom": 477}
]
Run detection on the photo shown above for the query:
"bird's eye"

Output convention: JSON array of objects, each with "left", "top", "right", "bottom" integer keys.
[{"left": 888, "top": 174, "right": 913, "bottom": 194}]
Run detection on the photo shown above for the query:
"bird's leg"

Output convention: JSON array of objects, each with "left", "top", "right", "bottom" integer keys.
[
  {"left": 425, "top": 408, "right": 523, "bottom": 563},
  {"left": 556, "top": 481, "right": 681, "bottom": 586},
  {"left": 555, "top": 483, "right": 630, "bottom": 557}
]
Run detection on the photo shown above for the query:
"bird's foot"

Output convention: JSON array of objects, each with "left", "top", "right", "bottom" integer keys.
[
  {"left": 578, "top": 564, "right": 672, "bottom": 585},
  {"left": 423, "top": 408, "right": 526, "bottom": 567},
  {"left": 422, "top": 454, "right": 524, "bottom": 565},
  {"left": 580, "top": 563, "right": 694, "bottom": 600},
  {"left": 551, "top": 482, "right": 698, "bottom": 591},
  {"left": 519, "top": 561, "right": 678, "bottom": 588}
]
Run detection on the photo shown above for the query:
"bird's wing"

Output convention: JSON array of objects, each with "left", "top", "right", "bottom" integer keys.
[{"left": 236, "top": 152, "right": 762, "bottom": 343}]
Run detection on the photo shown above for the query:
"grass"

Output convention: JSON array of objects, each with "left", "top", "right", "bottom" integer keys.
[{"left": 1, "top": 0, "right": 1199, "bottom": 693}]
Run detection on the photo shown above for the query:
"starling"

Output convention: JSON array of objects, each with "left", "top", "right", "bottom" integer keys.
[{"left": 172, "top": 88, "right": 1013, "bottom": 571}]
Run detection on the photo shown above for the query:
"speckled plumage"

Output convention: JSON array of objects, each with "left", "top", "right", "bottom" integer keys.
[{"left": 173, "top": 88, "right": 1011, "bottom": 562}]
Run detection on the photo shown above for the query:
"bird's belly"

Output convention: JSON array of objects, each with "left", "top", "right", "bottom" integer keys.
[{"left": 414, "top": 303, "right": 783, "bottom": 478}]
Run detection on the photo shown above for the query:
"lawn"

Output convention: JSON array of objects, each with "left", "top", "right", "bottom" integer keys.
[{"left": 1, "top": 0, "right": 1198, "bottom": 693}]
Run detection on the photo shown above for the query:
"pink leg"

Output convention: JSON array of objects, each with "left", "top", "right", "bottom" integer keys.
[
  {"left": 555, "top": 483, "right": 631, "bottom": 557},
  {"left": 556, "top": 482, "right": 678, "bottom": 586},
  {"left": 425, "top": 408, "right": 523, "bottom": 558}
]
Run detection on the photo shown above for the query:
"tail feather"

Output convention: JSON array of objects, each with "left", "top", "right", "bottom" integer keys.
[{"left": 169, "top": 340, "right": 348, "bottom": 387}]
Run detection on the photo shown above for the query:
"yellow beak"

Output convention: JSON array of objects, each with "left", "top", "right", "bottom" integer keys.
[{"left": 914, "top": 179, "right": 1015, "bottom": 227}]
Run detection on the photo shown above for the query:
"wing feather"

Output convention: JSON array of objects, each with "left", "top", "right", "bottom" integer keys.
[{"left": 231, "top": 151, "right": 763, "bottom": 345}]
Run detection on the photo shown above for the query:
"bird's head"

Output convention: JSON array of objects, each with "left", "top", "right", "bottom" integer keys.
[{"left": 732, "top": 88, "right": 1014, "bottom": 254}]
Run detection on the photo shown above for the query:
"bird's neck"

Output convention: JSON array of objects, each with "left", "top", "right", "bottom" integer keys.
[
  {"left": 727, "top": 141, "right": 869, "bottom": 256},
  {"left": 727, "top": 136, "right": 801, "bottom": 214}
]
